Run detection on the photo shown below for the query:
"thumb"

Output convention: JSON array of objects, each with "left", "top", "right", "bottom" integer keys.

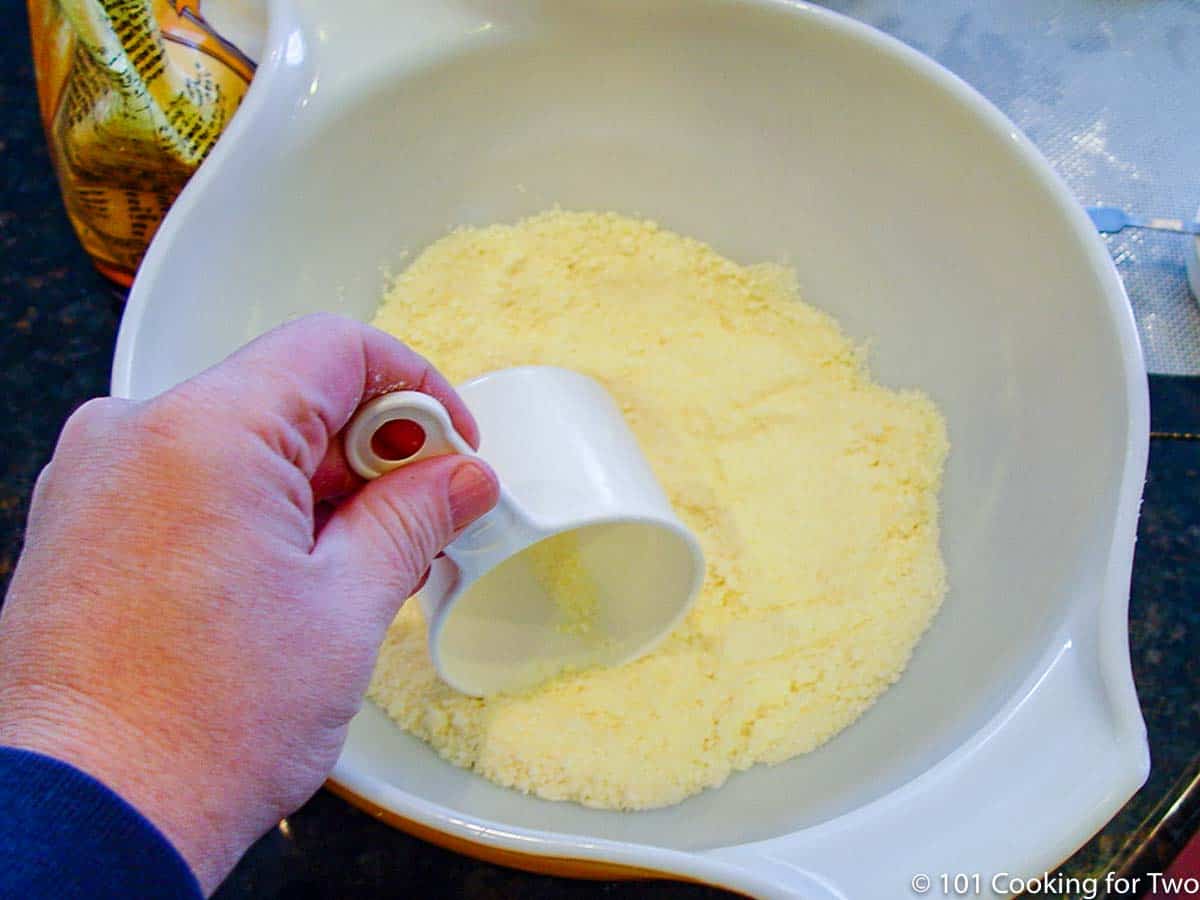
[{"left": 314, "top": 455, "right": 499, "bottom": 614}]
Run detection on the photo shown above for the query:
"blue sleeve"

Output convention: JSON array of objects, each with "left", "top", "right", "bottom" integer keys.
[{"left": 0, "top": 746, "right": 202, "bottom": 899}]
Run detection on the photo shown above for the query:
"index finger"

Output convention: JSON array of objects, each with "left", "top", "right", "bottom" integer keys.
[{"left": 163, "top": 313, "right": 479, "bottom": 479}]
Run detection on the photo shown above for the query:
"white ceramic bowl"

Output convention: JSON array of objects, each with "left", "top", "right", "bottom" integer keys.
[{"left": 113, "top": 1, "right": 1150, "bottom": 896}]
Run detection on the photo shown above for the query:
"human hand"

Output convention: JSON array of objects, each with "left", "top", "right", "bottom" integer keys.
[{"left": 0, "top": 314, "right": 499, "bottom": 894}]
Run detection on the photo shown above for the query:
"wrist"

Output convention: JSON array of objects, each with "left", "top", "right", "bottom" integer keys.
[{"left": 0, "top": 681, "right": 247, "bottom": 895}]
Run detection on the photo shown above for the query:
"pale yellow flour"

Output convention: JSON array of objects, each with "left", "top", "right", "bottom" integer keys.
[
  {"left": 367, "top": 210, "right": 948, "bottom": 810},
  {"left": 526, "top": 532, "right": 600, "bottom": 637}
]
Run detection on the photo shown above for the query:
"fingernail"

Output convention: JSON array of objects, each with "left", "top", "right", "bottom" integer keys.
[{"left": 447, "top": 460, "right": 499, "bottom": 530}]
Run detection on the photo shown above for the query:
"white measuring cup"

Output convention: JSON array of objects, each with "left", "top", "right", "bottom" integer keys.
[{"left": 344, "top": 366, "right": 705, "bottom": 696}]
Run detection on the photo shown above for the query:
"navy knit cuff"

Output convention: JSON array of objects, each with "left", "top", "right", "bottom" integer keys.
[{"left": 0, "top": 746, "right": 202, "bottom": 898}]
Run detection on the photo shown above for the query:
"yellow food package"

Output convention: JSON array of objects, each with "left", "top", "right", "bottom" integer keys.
[{"left": 27, "top": 1, "right": 263, "bottom": 285}]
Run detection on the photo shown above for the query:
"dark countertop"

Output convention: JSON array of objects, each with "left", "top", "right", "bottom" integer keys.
[{"left": 3, "top": 3, "right": 1198, "bottom": 898}]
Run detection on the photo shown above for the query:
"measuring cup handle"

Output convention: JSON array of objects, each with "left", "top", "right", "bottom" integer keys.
[
  {"left": 343, "top": 391, "right": 476, "bottom": 479},
  {"left": 343, "top": 391, "right": 541, "bottom": 557}
]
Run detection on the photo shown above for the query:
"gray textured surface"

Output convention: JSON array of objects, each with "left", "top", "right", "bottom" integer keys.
[{"left": 819, "top": 0, "right": 1200, "bottom": 375}]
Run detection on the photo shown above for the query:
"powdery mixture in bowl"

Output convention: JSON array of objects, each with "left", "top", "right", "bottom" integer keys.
[{"left": 367, "top": 210, "right": 948, "bottom": 810}]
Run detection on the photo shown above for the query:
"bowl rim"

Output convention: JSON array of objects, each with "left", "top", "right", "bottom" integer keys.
[{"left": 112, "top": 0, "right": 1151, "bottom": 895}]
